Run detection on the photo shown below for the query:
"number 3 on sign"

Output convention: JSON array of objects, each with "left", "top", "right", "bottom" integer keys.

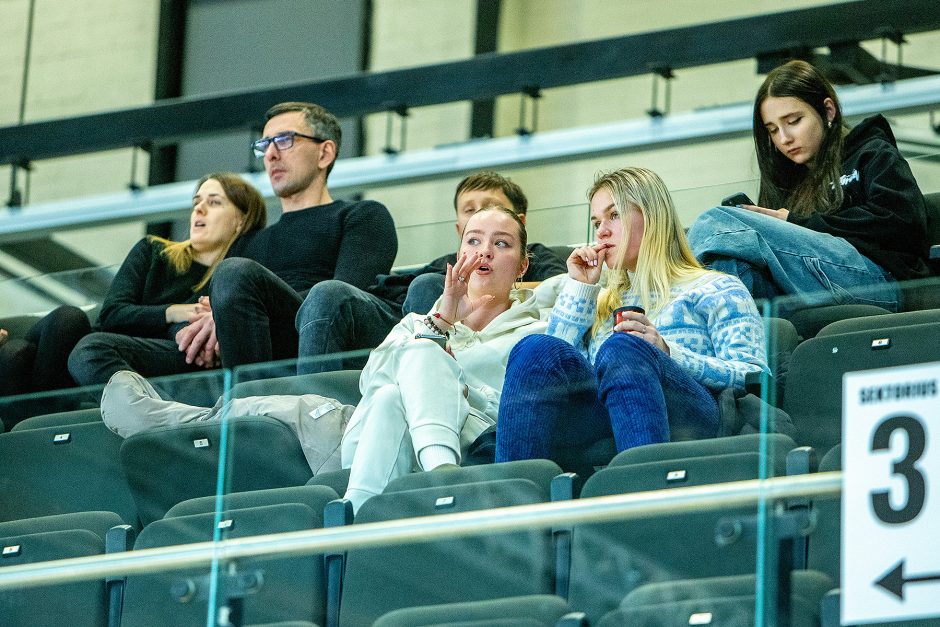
[{"left": 843, "top": 363, "right": 940, "bottom": 625}]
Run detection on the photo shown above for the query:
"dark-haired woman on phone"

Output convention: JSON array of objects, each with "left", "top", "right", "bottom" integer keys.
[{"left": 688, "top": 60, "right": 930, "bottom": 311}]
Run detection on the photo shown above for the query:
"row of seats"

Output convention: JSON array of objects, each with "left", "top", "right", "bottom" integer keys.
[{"left": 3, "top": 434, "right": 841, "bottom": 627}]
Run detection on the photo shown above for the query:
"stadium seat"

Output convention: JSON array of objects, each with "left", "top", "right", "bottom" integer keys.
[
  {"left": 0, "top": 421, "right": 138, "bottom": 526},
  {"left": 120, "top": 415, "right": 313, "bottom": 525},
  {"left": 339, "top": 476, "right": 561, "bottom": 627},
  {"left": 807, "top": 445, "right": 841, "bottom": 586},
  {"left": 601, "top": 570, "right": 833, "bottom": 626},
  {"left": 0, "top": 528, "right": 109, "bottom": 627},
  {"left": 306, "top": 468, "right": 352, "bottom": 497},
  {"left": 120, "top": 503, "right": 328, "bottom": 627},
  {"left": 782, "top": 322, "right": 940, "bottom": 452},
  {"left": 164, "top": 484, "right": 339, "bottom": 518},
  {"left": 607, "top": 433, "right": 797, "bottom": 469},
  {"left": 11, "top": 407, "right": 102, "bottom": 432},
  {"left": 372, "top": 594, "right": 572, "bottom": 627},
  {"left": 786, "top": 304, "right": 892, "bottom": 341},
  {"left": 566, "top": 450, "right": 790, "bottom": 623},
  {"left": 230, "top": 370, "right": 363, "bottom": 406},
  {"left": 816, "top": 308, "right": 940, "bottom": 337}
]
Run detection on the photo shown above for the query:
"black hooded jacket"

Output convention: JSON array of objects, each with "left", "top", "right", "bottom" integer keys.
[{"left": 787, "top": 115, "right": 930, "bottom": 280}]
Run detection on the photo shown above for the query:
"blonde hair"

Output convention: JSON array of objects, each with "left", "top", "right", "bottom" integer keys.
[
  {"left": 151, "top": 173, "right": 267, "bottom": 292},
  {"left": 588, "top": 167, "right": 709, "bottom": 336}
]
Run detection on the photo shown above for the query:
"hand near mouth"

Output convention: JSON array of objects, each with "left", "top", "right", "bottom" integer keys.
[
  {"left": 567, "top": 242, "right": 613, "bottom": 284},
  {"left": 439, "top": 252, "right": 491, "bottom": 325}
]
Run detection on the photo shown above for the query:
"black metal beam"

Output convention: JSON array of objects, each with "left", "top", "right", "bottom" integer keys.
[{"left": 1, "top": 0, "right": 938, "bottom": 166}]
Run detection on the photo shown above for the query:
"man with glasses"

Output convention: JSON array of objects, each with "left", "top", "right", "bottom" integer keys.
[{"left": 175, "top": 101, "right": 397, "bottom": 371}]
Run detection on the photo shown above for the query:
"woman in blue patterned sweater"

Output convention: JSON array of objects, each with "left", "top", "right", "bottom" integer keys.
[{"left": 495, "top": 167, "right": 768, "bottom": 469}]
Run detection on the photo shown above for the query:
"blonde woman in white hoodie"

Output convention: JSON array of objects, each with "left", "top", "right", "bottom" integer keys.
[{"left": 101, "top": 205, "right": 545, "bottom": 512}]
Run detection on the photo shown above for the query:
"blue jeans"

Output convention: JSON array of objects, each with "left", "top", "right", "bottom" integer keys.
[
  {"left": 687, "top": 206, "right": 898, "bottom": 311},
  {"left": 296, "top": 280, "right": 401, "bottom": 375},
  {"left": 495, "top": 334, "right": 720, "bottom": 468},
  {"left": 402, "top": 273, "right": 445, "bottom": 316}
]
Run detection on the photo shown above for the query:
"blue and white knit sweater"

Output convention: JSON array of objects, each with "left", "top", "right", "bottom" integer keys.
[{"left": 547, "top": 272, "right": 768, "bottom": 391}]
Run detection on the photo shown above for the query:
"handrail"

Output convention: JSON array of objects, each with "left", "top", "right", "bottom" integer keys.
[
  {"left": 1, "top": 0, "right": 938, "bottom": 166},
  {"left": 0, "top": 471, "right": 841, "bottom": 590}
]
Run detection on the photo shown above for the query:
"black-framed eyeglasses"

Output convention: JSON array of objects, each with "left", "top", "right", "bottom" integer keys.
[{"left": 251, "top": 131, "right": 326, "bottom": 158}]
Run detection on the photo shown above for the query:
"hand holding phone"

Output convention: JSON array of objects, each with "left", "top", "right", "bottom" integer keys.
[
  {"left": 414, "top": 333, "right": 448, "bottom": 349},
  {"left": 721, "top": 192, "right": 754, "bottom": 207}
]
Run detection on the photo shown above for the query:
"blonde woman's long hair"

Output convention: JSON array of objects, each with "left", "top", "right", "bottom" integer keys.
[
  {"left": 150, "top": 172, "right": 267, "bottom": 292},
  {"left": 589, "top": 167, "right": 709, "bottom": 336}
]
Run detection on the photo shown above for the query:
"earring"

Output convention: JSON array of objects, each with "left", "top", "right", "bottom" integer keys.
[{"left": 827, "top": 120, "right": 833, "bottom": 129}]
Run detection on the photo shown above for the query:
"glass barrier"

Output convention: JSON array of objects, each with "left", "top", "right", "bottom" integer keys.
[
  {"left": 0, "top": 265, "right": 116, "bottom": 318},
  {"left": 3, "top": 160, "right": 940, "bottom": 626}
]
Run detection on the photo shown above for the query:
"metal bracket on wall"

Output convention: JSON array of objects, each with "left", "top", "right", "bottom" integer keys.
[
  {"left": 877, "top": 28, "right": 907, "bottom": 84},
  {"left": 127, "top": 145, "right": 150, "bottom": 194},
  {"left": 515, "top": 85, "right": 542, "bottom": 136},
  {"left": 6, "top": 160, "right": 32, "bottom": 210},
  {"left": 646, "top": 67, "right": 674, "bottom": 119},
  {"left": 382, "top": 105, "right": 410, "bottom": 155}
]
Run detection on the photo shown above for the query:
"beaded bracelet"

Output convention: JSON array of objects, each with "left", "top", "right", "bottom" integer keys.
[{"left": 423, "top": 315, "right": 449, "bottom": 336}]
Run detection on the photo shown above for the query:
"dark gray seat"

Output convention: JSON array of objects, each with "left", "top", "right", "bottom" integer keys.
[
  {"left": 121, "top": 503, "right": 327, "bottom": 627},
  {"left": 602, "top": 570, "right": 833, "bottom": 627},
  {"left": 607, "top": 433, "right": 797, "bottom": 470},
  {"left": 11, "top": 407, "right": 102, "bottom": 432},
  {"left": 0, "top": 421, "right": 138, "bottom": 526},
  {"left": 0, "top": 528, "right": 109, "bottom": 627},
  {"left": 567, "top": 450, "right": 790, "bottom": 623},
  {"left": 165, "top": 484, "right": 339, "bottom": 518},
  {"left": 816, "top": 308, "right": 940, "bottom": 337},
  {"left": 372, "top": 595, "right": 571, "bottom": 627},
  {"left": 230, "top": 370, "right": 362, "bottom": 406},
  {"left": 120, "top": 415, "right": 313, "bottom": 525},
  {"left": 783, "top": 322, "right": 940, "bottom": 451},
  {"left": 340, "top": 479, "right": 558, "bottom": 627}
]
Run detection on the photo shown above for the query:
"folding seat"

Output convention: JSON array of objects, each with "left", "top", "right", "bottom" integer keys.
[
  {"left": 816, "top": 308, "right": 940, "bottom": 337},
  {"left": 164, "top": 484, "right": 340, "bottom": 519},
  {"left": 566, "top": 449, "right": 791, "bottom": 623},
  {"left": 785, "top": 304, "right": 891, "bottom": 341},
  {"left": 782, "top": 322, "right": 940, "bottom": 452},
  {"left": 0, "top": 511, "right": 125, "bottom": 627},
  {"left": 306, "top": 468, "right": 352, "bottom": 497},
  {"left": 597, "top": 570, "right": 833, "bottom": 627},
  {"left": 807, "top": 444, "right": 841, "bottom": 586},
  {"left": 10, "top": 407, "right": 102, "bottom": 432},
  {"left": 338, "top": 461, "right": 569, "bottom": 627},
  {"left": 607, "top": 433, "right": 798, "bottom": 469},
  {"left": 120, "top": 414, "right": 314, "bottom": 525},
  {"left": 372, "top": 594, "right": 572, "bottom": 627},
  {"left": 0, "top": 421, "right": 138, "bottom": 526},
  {"left": 120, "top": 503, "right": 330, "bottom": 627},
  {"left": 230, "top": 369, "right": 363, "bottom": 406}
]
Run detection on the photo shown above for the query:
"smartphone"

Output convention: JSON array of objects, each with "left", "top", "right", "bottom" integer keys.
[
  {"left": 721, "top": 192, "right": 754, "bottom": 207},
  {"left": 414, "top": 333, "right": 448, "bottom": 349}
]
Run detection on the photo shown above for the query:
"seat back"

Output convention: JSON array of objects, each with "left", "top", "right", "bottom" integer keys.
[
  {"left": 817, "top": 308, "right": 940, "bottom": 337},
  {"left": 120, "top": 415, "right": 313, "bottom": 525},
  {"left": 121, "top": 503, "right": 327, "bottom": 627},
  {"left": 808, "top": 444, "right": 842, "bottom": 585},
  {"left": 372, "top": 594, "right": 570, "bottom": 627},
  {"left": 782, "top": 322, "right": 940, "bottom": 451},
  {"left": 231, "top": 370, "right": 363, "bottom": 406},
  {"left": 165, "top": 484, "right": 339, "bottom": 518},
  {"left": 340, "top": 479, "right": 556, "bottom": 627},
  {"left": 608, "top": 433, "right": 796, "bottom": 469},
  {"left": 0, "top": 528, "right": 110, "bottom": 627},
  {"left": 0, "top": 421, "right": 138, "bottom": 526},
  {"left": 568, "top": 451, "right": 789, "bottom": 623},
  {"left": 11, "top": 408, "right": 102, "bottom": 432},
  {"left": 384, "top": 459, "right": 563, "bottom": 494}
]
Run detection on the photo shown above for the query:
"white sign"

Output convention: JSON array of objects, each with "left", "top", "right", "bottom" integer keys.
[{"left": 842, "top": 362, "right": 940, "bottom": 624}]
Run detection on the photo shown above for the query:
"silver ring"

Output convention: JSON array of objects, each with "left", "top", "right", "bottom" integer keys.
[{"left": 457, "top": 275, "right": 466, "bottom": 283}]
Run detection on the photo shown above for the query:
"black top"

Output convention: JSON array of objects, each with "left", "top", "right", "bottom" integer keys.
[
  {"left": 787, "top": 115, "right": 930, "bottom": 280},
  {"left": 96, "top": 238, "right": 209, "bottom": 339},
  {"left": 228, "top": 199, "right": 398, "bottom": 294},
  {"left": 368, "top": 242, "right": 568, "bottom": 306}
]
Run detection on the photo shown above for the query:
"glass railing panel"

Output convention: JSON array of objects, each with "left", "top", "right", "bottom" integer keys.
[{"left": 0, "top": 265, "right": 116, "bottom": 319}]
